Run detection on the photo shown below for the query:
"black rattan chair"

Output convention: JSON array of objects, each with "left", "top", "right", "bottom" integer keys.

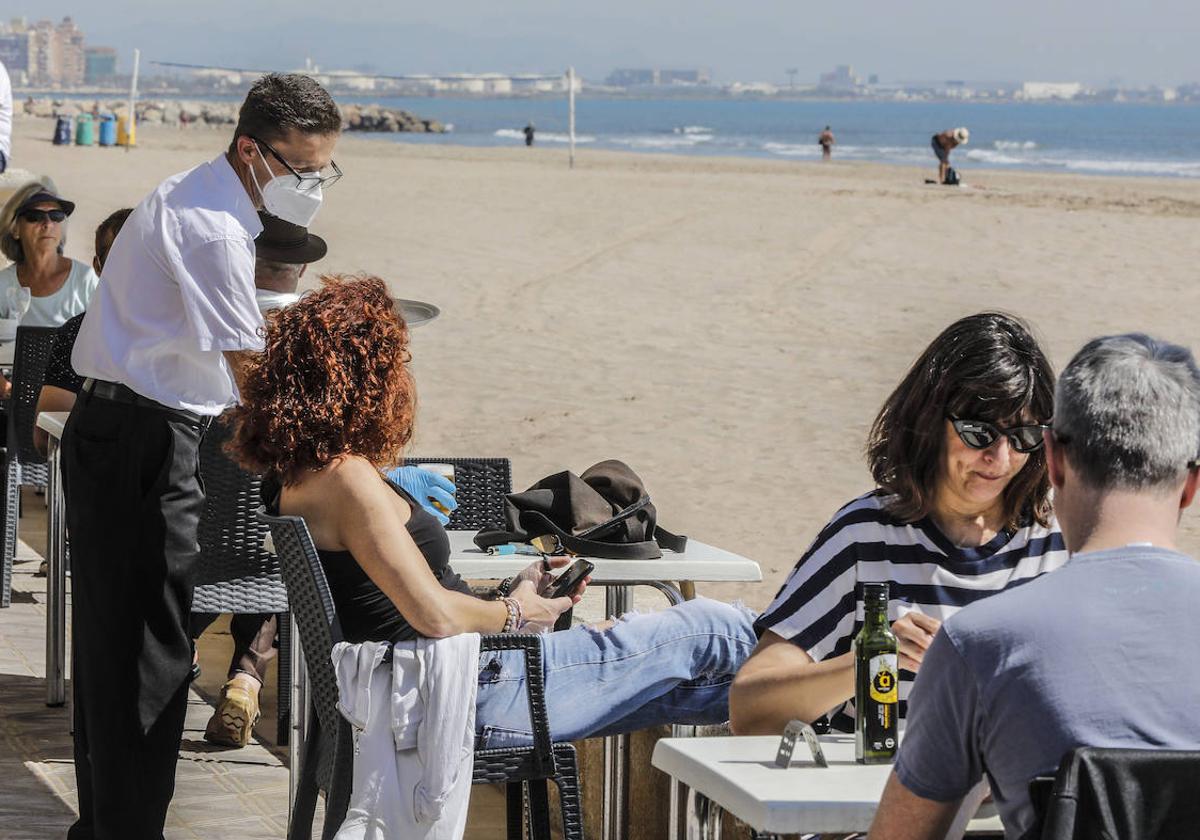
[
  {"left": 258, "top": 505, "right": 583, "bottom": 840},
  {"left": 401, "top": 456, "right": 511, "bottom": 531},
  {"left": 193, "top": 417, "right": 292, "bottom": 740},
  {"left": 1, "top": 326, "right": 57, "bottom": 608},
  {"left": 1025, "top": 747, "right": 1200, "bottom": 840}
]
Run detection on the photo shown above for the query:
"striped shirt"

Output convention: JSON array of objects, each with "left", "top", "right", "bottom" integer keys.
[{"left": 754, "top": 490, "right": 1067, "bottom": 731}]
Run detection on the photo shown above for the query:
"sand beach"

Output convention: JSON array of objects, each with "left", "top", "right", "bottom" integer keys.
[{"left": 9, "top": 115, "right": 1200, "bottom": 610}]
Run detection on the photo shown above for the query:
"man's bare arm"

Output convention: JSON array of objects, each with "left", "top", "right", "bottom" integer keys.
[
  {"left": 222, "top": 350, "right": 257, "bottom": 396},
  {"left": 867, "top": 772, "right": 961, "bottom": 840}
]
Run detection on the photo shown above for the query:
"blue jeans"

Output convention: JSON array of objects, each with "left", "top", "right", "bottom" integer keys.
[{"left": 474, "top": 597, "right": 757, "bottom": 749}]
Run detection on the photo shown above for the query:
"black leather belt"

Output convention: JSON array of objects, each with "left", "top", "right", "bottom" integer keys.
[{"left": 80, "top": 378, "right": 211, "bottom": 428}]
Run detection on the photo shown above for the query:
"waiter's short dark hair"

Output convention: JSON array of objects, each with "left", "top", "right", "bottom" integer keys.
[{"left": 232, "top": 73, "right": 342, "bottom": 145}]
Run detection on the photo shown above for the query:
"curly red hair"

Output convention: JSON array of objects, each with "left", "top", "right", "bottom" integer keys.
[{"left": 228, "top": 274, "right": 415, "bottom": 484}]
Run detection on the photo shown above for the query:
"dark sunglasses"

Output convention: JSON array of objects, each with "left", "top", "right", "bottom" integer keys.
[
  {"left": 249, "top": 135, "right": 342, "bottom": 192},
  {"left": 949, "top": 417, "right": 1050, "bottom": 453},
  {"left": 20, "top": 208, "right": 67, "bottom": 224}
]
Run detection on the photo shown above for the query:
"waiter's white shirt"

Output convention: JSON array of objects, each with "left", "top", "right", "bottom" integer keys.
[{"left": 72, "top": 154, "right": 264, "bottom": 415}]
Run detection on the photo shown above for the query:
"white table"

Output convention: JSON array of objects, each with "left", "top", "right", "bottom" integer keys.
[
  {"left": 652, "top": 734, "right": 1001, "bottom": 838},
  {"left": 448, "top": 530, "right": 761, "bottom": 601},
  {"left": 37, "top": 411, "right": 69, "bottom": 706},
  {"left": 0, "top": 338, "right": 13, "bottom": 368},
  {"left": 448, "top": 530, "right": 762, "bottom": 840}
]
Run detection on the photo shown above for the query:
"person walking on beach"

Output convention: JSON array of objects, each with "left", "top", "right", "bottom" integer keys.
[
  {"left": 932, "top": 127, "right": 968, "bottom": 184},
  {"left": 62, "top": 72, "right": 342, "bottom": 839},
  {"left": 0, "top": 59, "right": 12, "bottom": 174},
  {"left": 523, "top": 123, "right": 535, "bottom": 147},
  {"left": 819, "top": 126, "right": 835, "bottom": 161}
]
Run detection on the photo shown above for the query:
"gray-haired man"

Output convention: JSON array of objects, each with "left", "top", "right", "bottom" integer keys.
[{"left": 868, "top": 333, "right": 1200, "bottom": 840}]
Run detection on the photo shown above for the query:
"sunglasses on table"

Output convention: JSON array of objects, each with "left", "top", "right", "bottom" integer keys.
[
  {"left": 949, "top": 417, "right": 1051, "bottom": 453},
  {"left": 20, "top": 209, "right": 67, "bottom": 224}
]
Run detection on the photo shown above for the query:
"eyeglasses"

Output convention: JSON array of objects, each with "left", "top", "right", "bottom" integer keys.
[
  {"left": 19, "top": 209, "right": 67, "bottom": 224},
  {"left": 250, "top": 135, "right": 342, "bottom": 192},
  {"left": 949, "top": 417, "right": 1050, "bottom": 453}
]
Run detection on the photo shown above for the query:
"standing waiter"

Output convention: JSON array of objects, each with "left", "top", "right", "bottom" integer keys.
[{"left": 64, "top": 73, "right": 342, "bottom": 838}]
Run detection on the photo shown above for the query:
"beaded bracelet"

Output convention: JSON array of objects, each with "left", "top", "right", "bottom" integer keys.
[{"left": 500, "top": 596, "right": 523, "bottom": 633}]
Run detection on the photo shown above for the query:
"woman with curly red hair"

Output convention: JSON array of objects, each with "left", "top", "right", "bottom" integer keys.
[{"left": 230, "top": 274, "right": 756, "bottom": 752}]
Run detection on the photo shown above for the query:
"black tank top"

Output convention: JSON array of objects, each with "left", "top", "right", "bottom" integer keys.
[{"left": 263, "top": 473, "right": 474, "bottom": 643}]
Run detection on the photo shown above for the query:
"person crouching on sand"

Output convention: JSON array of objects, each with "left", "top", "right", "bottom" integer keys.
[{"left": 932, "top": 127, "right": 968, "bottom": 184}]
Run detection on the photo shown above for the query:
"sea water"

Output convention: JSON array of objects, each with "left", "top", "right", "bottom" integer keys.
[{"left": 376, "top": 96, "right": 1200, "bottom": 179}]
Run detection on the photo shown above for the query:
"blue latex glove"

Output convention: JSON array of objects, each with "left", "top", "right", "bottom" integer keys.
[{"left": 385, "top": 466, "right": 458, "bottom": 526}]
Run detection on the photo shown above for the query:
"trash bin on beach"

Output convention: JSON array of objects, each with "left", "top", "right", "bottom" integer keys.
[
  {"left": 52, "top": 117, "right": 72, "bottom": 146},
  {"left": 117, "top": 115, "right": 136, "bottom": 147},
  {"left": 75, "top": 114, "right": 95, "bottom": 146},
  {"left": 98, "top": 114, "right": 117, "bottom": 147}
]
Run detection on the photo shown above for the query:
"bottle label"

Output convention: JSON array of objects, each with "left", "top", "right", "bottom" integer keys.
[{"left": 869, "top": 653, "right": 898, "bottom": 704}]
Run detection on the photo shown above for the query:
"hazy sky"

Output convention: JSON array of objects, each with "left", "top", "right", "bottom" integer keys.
[{"left": 12, "top": 1, "right": 1199, "bottom": 86}]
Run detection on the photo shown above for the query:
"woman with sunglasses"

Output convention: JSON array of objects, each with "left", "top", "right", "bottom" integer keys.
[
  {"left": 0, "top": 182, "right": 99, "bottom": 398},
  {"left": 730, "top": 312, "right": 1067, "bottom": 736}
]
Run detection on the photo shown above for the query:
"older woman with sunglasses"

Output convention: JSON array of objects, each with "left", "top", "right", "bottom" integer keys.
[
  {"left": 730, "top": 312, "right": 1067, "bottom": 736},
  {"left": 0, "top": 182, "right": 99, "bottom": 398}
]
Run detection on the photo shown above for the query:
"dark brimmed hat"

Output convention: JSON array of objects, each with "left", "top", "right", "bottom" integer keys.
[
  {"left": 473, "top": 459, "right": 687, "bottom": 559},
  {"left": 254, "top": 211, "right": 327, "bottom": 264},
  {"left": 19, "top": 190, "right": 76, "bottom": 217}
]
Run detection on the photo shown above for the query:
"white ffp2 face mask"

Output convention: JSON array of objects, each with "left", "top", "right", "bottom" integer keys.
[{"left": 249, "top": 144, "right": 324, "bottom": 227}]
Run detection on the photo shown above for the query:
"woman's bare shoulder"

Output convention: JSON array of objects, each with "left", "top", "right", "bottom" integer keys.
[{"left": 282, "top": 455, "right": 383, "bottom": 514}]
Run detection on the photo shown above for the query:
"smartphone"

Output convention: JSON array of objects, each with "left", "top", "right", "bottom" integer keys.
[{"left": 547, "top": 558, "right": 595, "bottom": 599}]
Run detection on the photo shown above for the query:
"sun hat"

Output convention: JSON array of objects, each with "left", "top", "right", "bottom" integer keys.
[
  {"left": 18, "top": 189, "right": 75, "bottom": 217},
  {"left": 254, "top": 211, "right": 327, "bottom": 263},
  {"left": 954, "top": 127, "right": 970, "bottom": 144}
]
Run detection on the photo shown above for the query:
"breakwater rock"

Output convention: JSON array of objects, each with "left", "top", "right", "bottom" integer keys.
[{"left": 18, "top": 97, "right": 446, "bottom": 134}]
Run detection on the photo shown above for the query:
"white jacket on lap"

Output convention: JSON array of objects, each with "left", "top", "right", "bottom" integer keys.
[{"left": 331, "top": 633, "right": 481, "bottom": 840}]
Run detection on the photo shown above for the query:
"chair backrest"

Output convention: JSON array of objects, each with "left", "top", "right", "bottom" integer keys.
[
  {"left": 7, "top": 325, "right": 58, "bottom": 472},
  {"left": 1029, "top": 747, "right": 1200, "bottom": 840},
  {"left": 403, "top": 457, "right": 511, "bottom": 530},
  {"left": 256, "top": 508, "right": 344, "bottom": 734},
  {"left": 192, "top": 418, "right": 288, "bottom": 614}
]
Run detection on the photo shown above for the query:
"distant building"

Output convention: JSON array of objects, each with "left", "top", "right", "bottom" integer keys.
[
  {"left": 0, "top": 18, "right": 33, "bottom": 84},
  {"left": 1020, "top": 81, "right": 1083, "bottom": 100},
  {"left": 726, "top": 81, "right": 779, "bottom": 96},
  {"left": 84, "top": 46, "right": 117, "bottom": 84},
  {"left": 322, "top": 69, "right": 376, "bottom": 91},
  {"left": 607, "top": 68, "right": 657, "bottom": 87},
  {"left": 3, "top": 16, "right": 86, "bottom": 86},
  {"left": 659, "top": 68, "right": 710, "bottom": 85},
  {"left": 606, "top": 67, "right": 710, "bottom": 88},
  {"left": 478, "top": 73, "right": 512, "bottom": 95},
  {"left": 818, "top": 65, "right": 860, "bottom": 91}
]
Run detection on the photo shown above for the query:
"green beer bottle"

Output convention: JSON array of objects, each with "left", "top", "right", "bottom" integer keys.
[{"left": 854, "top": 582, "right": 898, "bottom": 764}]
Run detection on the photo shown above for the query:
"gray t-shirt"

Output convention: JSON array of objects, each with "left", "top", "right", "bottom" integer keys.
[{"left": 895, "top": 545, "right": 1200, "bottom": 839}]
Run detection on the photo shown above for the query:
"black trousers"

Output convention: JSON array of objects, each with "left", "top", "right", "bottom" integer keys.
[
  {"left": 189, "top": 611, "right": 279, "bottom": 683},
  {"left": 61, "top": 390, "right": 207, "bottom": 840}
]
